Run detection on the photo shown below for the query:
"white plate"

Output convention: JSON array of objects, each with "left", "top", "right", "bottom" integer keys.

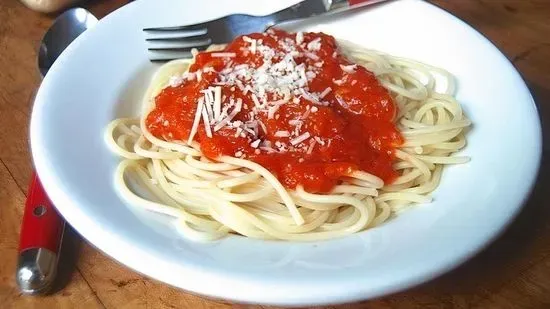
[{"left": 30, "top": 0, "right": 542, "bottom": 306}]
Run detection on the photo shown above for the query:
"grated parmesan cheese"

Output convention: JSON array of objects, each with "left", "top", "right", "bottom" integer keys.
[
  {"left": 340, "top": 64, "right": 357, "bottom": 73},
  {"left": 187, "top": 97, "right": 205, "bottom": 145},
  {"left": 274, "top": 130, "right": 290, "bottom": 137},
  {"left": 307, "top": 38, "right": 321, "bottom": 51},
  {"left": 288, "top": 119, "right": 302, "bottom": 126},
  {"left": 306, "top": 139, "right": 317, "bottom": 154},
  {"left": 201, "top": 107, "right": 213, "bottom": 138},
  {"left": 250, "top": 139, "right": 261, "bottom": 148},
  {"left": 267, "top": 105, "right": 279, "bottom": 119},
  {"left": 213, "top": 98, "right": 242, "bottom": 131},
  {"left": 258, "top": 120, "right": 267, "bottom": 134},
  {"left": 319, "top": 87, "right": 332, "bottom": 99},
  {"left": 305, "top": 52, "right": 319, "bottom": 60},
  {"left": 211, "top": 52, "right": 236, "bottom": 58},
  {"left": 290, "top": 132, "right": 311, "bottom": 146},
  {"left": 213, "top": 86, "right": 222, "bottom": 120},
  {"left": 296, "top": 31, "right": 304, "bottom": 44},
  {"left": 182, "top": 31, "right": 357, "bottom": 155},
  {"left": 168, "top": 75, "right": 185, "bottom": 87},
  {"left": 336, "top": 97, "right": 349, "bottom": 108},
  {"left": 314, "top": 136, "right": 325, "bottom": 145}
]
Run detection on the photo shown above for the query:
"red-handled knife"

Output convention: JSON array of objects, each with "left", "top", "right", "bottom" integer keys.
[
  {"left": 16, "top": 8, "right": 98, "bottom": 295},
  {"left": 16, "top": 173, "right": 64, "bottom": 294}
]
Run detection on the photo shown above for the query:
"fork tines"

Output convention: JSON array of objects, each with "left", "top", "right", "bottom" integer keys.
[{"left": 144, "top": 25, "right": 211, "bottom": 62}]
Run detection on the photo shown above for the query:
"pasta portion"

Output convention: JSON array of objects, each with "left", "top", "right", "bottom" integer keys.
[{"left": 105, "top": 30, "right": 470, "bottom": 241}]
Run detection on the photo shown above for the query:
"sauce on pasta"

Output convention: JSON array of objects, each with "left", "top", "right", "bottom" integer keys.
[{"left": 146, "top": 29, "right": 403, "bottom": 193}]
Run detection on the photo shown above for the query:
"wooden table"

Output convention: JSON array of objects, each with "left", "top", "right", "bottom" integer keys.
[{"left": 1, "top": 0, "right": 549, "bottom": 308}]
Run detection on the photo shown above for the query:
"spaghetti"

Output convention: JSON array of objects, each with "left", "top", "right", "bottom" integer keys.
[{"left": 105, "top": 29, "right": 470, "bottom": 241}]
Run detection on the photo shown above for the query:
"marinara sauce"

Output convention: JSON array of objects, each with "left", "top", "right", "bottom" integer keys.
[{"left": 146, "top": 29, "right": 403, "bottom": 193}]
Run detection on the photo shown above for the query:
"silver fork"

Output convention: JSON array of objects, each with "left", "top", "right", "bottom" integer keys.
[{"left": 144, "top": 0, "right": 390, "bottom": 61}]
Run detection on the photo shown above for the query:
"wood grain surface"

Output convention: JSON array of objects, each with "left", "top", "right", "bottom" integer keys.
[{"left": 1, "top": 0, "right": 549, "bottom": 308}]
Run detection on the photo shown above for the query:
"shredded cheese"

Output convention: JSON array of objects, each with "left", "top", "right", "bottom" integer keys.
[
  {"left": 201, "top": 107, "right": 213, "bottom": 138},
  {"left": 319, "top": 87, "right": 332, "bottom": 99},
  {"left": 169, "top": 75, "right": 185, "bottom": 87},
  {"left": 257, "top": 120, "right": 267, "bottom": 134},
  {"left": 211, "top": 52, "right": 236, "bottom": 58},
  {"left": 290, "top": 132, "right": 311, "bottom": 146},
  {"left": 288, "top": 119, "right": 302, "bottom": 126},
  {"left": 296, "top": 32, "right": 304, "bottom": 45},
  {"left": 213, "top": 99, "right": 242, "bottom": 131},
  {"left": 307, "top": 38, "right": 321, "bottom": 51},
  {"left": 213, "top": 86, "right": 222, "bottom": 120},
  {"left": 306, "top": 139, "right": 317, "bottom": 154},
  {"left": 251, "top": 93, "right": 261, "bottom": 108},
  {"left": 176, "top": 31, "right": 349, "bottom": 156},
  {"left": 336, "top": 97, "right": 349, "bottom": 108},
  {"left": 267, "top": 105, "right": 279, "bottom": 119},
  {"left": 305, "top": 52, "right": 319, "bottom": 60},
  {"left": 340, "top": 64, "right": 357, "bottom": 73},
  {"left": 202, "top": 91, "right": 214, "bottom": 122},
  {"left": 314, "top": 136, "right": 325, "bottom": 145},
  {"left": 250, "top": 139, "right": 261, "bottom": 148},
  {"left": 187, "top": 97, "right": 205, "bottom": 145},
  {"left": 274, "top": 130, "right": 290, "bottom": 137}
]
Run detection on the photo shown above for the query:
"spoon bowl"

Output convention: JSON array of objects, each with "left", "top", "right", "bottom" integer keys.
[{"left": 38, "top": 7, "right": 97, "bottom": 77}]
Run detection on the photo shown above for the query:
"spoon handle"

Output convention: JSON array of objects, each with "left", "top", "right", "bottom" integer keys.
[{"left": 16, "top": 172, "right": 64, "bottom": 294}]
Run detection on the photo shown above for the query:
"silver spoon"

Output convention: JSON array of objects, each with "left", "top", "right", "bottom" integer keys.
[
  {"left": 38, "top": 8, "right": 98, "bottom": 76},
  {"left": 16, "top": 7, "right": 97, "bottom": 295}
]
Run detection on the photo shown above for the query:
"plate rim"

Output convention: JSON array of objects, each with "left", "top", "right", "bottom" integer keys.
[{"left": 29, "top": 0, "right": 542, "bottom": 305}]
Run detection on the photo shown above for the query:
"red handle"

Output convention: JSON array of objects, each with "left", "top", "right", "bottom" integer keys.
[{"left": 18, "top": 172, "right": 64, "bottom": 254}]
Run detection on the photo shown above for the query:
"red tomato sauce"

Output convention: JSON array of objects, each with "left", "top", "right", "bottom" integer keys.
[{"left": 146, "top": 29, "right": 403, "bottom": 193}]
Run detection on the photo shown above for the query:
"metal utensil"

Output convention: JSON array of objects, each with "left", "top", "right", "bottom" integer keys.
[
  {"left": 144, "top": 0, "right": 389, "bottom": 61},
  {"left": 16, "top": 7, "right": 98, "bottom": 295}
]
